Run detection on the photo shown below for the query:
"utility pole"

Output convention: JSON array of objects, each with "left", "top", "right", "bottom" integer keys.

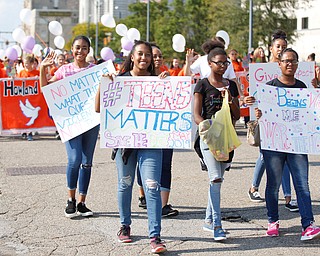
[
  {"left": 248, "top": 0, "right": 253, "bottom": 54},
  {"left": 146, "top": 0, "right": 150, "bottom": 42},
  {"left": 95, "top": 0, "right": 100, "bottom": 57}
]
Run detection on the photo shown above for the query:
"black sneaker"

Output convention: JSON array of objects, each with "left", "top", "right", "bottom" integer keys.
[
  {"left": 77, "top": 202, "right": 93, "bottom": 217},
  {"left": 285, "top": 200, "right": 299, "bottom": 212},
  {"left": 248, "top": 189, "right": 264, "bottom": 202},
  {"left": 138, "top": 196, "right": 147, "bottom": 209},
  {"left": 65, "top": 199, "right": 77, "bottom": 218},
  {"left": 162, "top": 204, "right": 179, "bottom": 218}
]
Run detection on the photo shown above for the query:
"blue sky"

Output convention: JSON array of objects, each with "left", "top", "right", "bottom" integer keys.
[{"left": 0, "top": 0, "right": 24, "bottom": 48}]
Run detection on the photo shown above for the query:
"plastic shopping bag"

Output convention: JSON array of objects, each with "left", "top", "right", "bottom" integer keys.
[{"left": 199, "top": 91, "right": 241, "bottom": 161}]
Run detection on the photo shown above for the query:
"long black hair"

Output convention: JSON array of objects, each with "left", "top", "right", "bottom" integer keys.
[{"left": 120, "top": 40, "right": 155, "bottom": 75}]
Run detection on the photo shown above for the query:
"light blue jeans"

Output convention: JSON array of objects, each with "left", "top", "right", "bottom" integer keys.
[
  {"left": 262, "top": 149, "right": 314, "bottom": 229},
  {"left": 115, "top": 148, "right": 163, "bottom": 238},
  {"left": 65, "top": 125, "right": 99, "bottom": 195},
  {"left": 200, "top": 140, "right": 228, "bottom": 227},
  {"left": 252, "top": 151, "right": 292, "bottom": 197}
]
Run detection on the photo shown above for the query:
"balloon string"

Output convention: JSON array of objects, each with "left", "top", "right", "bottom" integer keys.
[{"left": 35, "top": 32, "right": 48, "bottom": 48}]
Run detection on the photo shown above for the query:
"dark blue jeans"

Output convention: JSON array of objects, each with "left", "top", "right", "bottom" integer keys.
[{"left": 262, "top": 149, "right": 314, "bottom": 229}]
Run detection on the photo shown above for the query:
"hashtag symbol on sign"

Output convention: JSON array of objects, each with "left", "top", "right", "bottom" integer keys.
[{"left": 103, "top": 81, "right": 122, "bottom": 107}]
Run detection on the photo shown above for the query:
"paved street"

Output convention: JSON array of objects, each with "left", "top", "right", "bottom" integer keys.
[{"left": 1, "top": 125, "right": 320, "bottom": 255}]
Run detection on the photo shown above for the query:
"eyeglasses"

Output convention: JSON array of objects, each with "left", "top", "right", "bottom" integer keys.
[
  {"left": 210, "top": 60, "right": 231, "bottom": 67},
  {"left": 280, "top": 59, "right": 298, "bottom": 65}
]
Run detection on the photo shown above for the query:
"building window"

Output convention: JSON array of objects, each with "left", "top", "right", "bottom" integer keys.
[{"left": 302, "top": 17, "right": 308, "bottom": 29}]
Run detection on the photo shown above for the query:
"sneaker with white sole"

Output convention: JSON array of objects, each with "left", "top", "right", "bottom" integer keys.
[
  {"left": 213, "top": 227, "right": 226, "bottom": 241},
  {"left": 248, "top": 189, "right": 264, "bottom": 202},
  {"left": 266, "top": 221, "right": 279, "bottom": 237},
  {"left": 301, "top": 223, "right": 320, "bottom": 241},
  {"left": 117, "top": 225, "right": 132, "bottom": 243},
  {"left": 77, "top": 202, "right": 93, "bottom": 217},
  {"left": 150, "top": 236, "right": 167, "bottom": 254},
  {"left": 162, "top": 204, "right": 179, "bottom": 217},
  {"left": 65, "top": 199, "right": 77, "bottom": 218},
  {"left": 285, "top": 200, "right": 299, "bottom": 212}
]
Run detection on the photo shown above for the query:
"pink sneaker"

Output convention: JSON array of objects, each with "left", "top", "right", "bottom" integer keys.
[
  {"left": 266, "top": 221, "right": 279, "bottom": 237},
  {"left": 301, "top": 223, "right": 320, "bottom": 241}
]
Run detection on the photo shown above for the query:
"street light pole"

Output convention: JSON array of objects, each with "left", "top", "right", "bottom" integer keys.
[
  {"left": 95, "top": 0, "right": 100, "bottom": 57},
  {"left": 146, "top": 0, "right": 150, "bottom": 42},
  {"left": 248, "top": 0, "right": 253, "bottom": 53}
]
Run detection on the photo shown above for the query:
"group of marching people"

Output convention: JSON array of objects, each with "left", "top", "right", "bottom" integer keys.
[{"left": 32, "top": 27, "right": 320, "bottom": 254}]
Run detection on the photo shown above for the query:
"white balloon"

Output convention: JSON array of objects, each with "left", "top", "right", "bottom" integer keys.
[
  {"left": 0, "top": 49, "right": 5, "bottom": 60},
  {"left": 101, "top": 14, "right": 116, "bottom": 28},
  {"left": 48, "top": 21, "right": 63, "bottom": 36},
  {"left": 32, "top": 44, "right": 43, "bottom": 57},
  {"left": 20, "top": 9, "right": 32, "bottom": 26},
  {"left": 54, "top": 49, "right": 63, "bottom": 56},
  {"left": 172, "top": 34, "right": 186, "bottom": 47},
  {"left": 127, "top": 28, "right": 141, "bottom": 42},
  {"left": 54, "top": 36, "right": 65, "bottom": 49},
  {"left": 115, "top": 24, "right": 128, "bottom": 37},
  {"left": 12, "top": 28, "right": 26, "bottom": 44},
  {"left": 216, "top": 30, "right": 230, "bottom": 48},
  {"left": 172, "top": 43, "right": 185, "bottom": 53},
  {"left": 12, "top": 45, "right": 22, "bottom": 57}
]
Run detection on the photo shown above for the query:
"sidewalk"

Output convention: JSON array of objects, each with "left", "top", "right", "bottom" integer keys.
[{"left": 1, "top": 126, "right": 320, "bottom": 255}]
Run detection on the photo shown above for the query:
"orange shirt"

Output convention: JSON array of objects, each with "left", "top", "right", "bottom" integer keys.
[
  {"left": 232, "top": 61, "right": 244, "bottom": 72},
  {"left": 18, "top": 69, "right": 40, "bottom": 78},
  {"left": 50, "top": 67, "right": 58, "bottom": 77},
  {"left": 160, "top": 65, "right": 169, "bottom": 73},
  {"left": 178, "top": 69, "right": 185, "bottom": 76},
  {"left": 169, "top": 67, "right": 182, "bottom": 76}
]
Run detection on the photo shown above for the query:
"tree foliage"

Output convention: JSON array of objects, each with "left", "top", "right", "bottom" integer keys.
[{"left": 67, "top": 0, "right": 309, "bottom": 60}]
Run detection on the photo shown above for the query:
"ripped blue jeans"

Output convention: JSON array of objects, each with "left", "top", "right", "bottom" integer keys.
[
  {"left": 115, "top": 148, "right": 163, "bottom": 238},
  {"left": 200, "top": 140, "right": 228, "bottom": 228}
]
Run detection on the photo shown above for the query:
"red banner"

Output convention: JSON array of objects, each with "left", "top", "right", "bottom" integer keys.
[{"left": 0, "top": 78, "right": 55, "bottom": 134}]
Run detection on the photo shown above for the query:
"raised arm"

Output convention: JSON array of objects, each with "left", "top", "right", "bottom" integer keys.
[{"left": 40, "top": 52, "right": 58, "bottom": 87}]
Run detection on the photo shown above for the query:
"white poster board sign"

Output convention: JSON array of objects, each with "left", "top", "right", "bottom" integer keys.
[
  {"left": 42, "top": 61, "right": 115, "bottom": 142},
  {"left": 249, "top": 62, "right": 315, "bottom": 117},
  {"left": 257, "top": 83, "right": 320, "bottom": 154},
  {"left": 99, "top": 76, "right": 192, "bottom": 149}
]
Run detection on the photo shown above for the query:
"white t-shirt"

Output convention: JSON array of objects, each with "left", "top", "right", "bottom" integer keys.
[{"left": 190, "top": 55, "right": 236, "bottom": 79}]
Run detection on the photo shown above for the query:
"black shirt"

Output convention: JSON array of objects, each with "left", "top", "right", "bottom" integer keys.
[
  {"left": 266, "top": 78, "right": 307, "bottom": 88},
  {"left": 194, "top": 78, "right": 239, "bottom": 119}
]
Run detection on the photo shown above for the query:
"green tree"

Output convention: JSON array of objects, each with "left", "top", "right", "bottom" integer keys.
[{"left": 252, "top": 0, "right": 309, "bottom": 57}]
